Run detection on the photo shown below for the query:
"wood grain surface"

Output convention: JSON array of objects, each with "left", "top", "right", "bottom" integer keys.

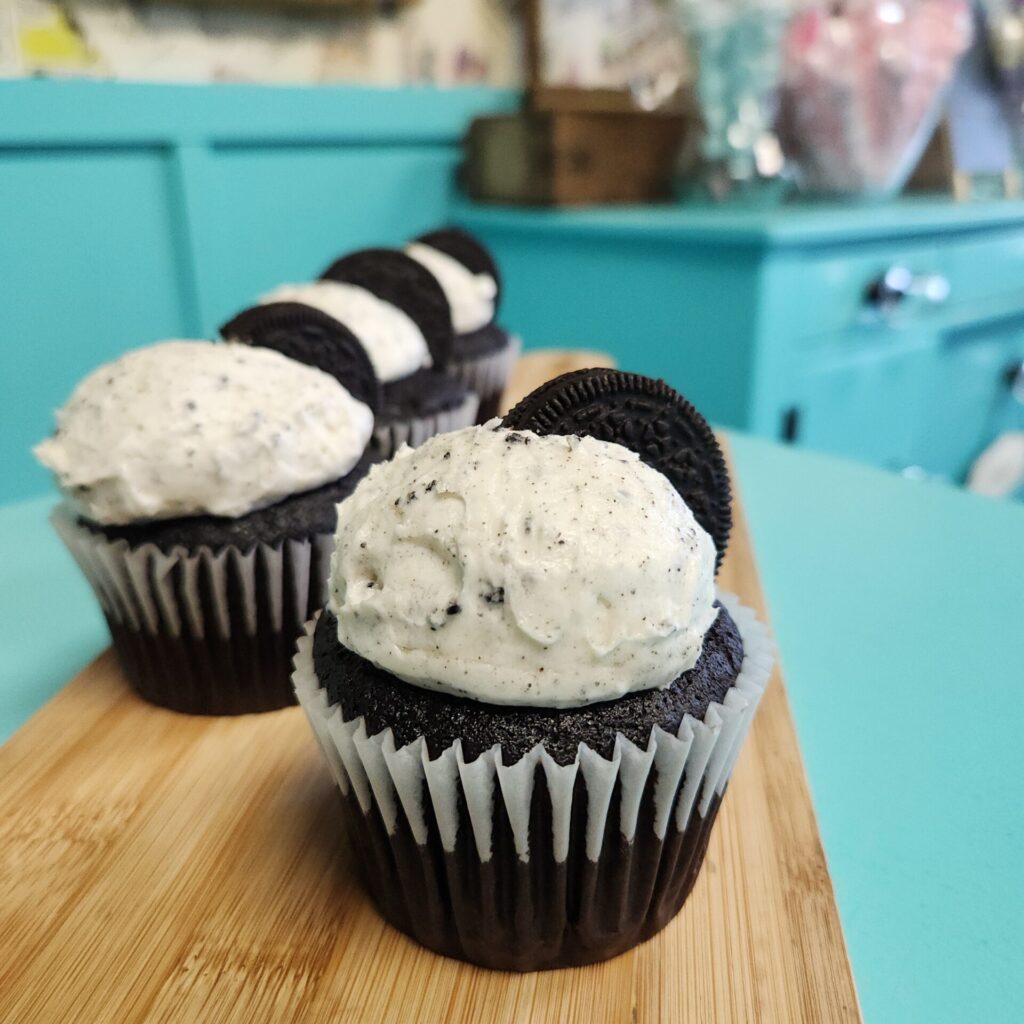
[{"left": 0, "top": 355, "right": 860, "bottom": 1023}]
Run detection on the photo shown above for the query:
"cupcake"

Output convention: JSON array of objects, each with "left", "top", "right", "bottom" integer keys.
[
  {"left": 293, "top": 369, "right": 773, "bottom": 970},
  {"left": 35, "top": 339, "right": 375, "bottom": 716},
  {"left": 222, "top": 249, "right": 479, "bottom": 459},
  {"left": 405, "top": 226, "right": 518, "bottom": 422}
]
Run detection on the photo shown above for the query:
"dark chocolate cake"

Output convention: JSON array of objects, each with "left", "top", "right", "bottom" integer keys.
[
  {"left": 377, "top": 368, "right": 474, "bottom": 427},
  {"left": 314, "top": 602, "right": 743, "bottom": 765},
  {"left": 81, "top": 452, "right": 372, "bottom": 553},
  {"left": 450, "top": 322, "right": 511, "bottom": 362}
]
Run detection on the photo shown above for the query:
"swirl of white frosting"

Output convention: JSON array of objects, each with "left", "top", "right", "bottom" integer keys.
[
  {"left": 405, "top": 242, "right": 497, "bottom": 334},
  {"left": 259, "top": 280, "right": 432, "bottom": 384},
  {"left": 35, "top": 339, "right": 374, "bottom": 525},
  {"left": 329, "top": 422, "right": 718, "bottom": 708}
]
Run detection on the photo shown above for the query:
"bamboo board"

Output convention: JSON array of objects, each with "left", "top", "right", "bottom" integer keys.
[{"left": 0, "top": 356, "right": 861, "bottom": 1024}]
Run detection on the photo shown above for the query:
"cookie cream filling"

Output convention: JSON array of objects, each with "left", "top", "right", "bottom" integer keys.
[
  {"left": 329, "top": 422, "right": 718, "bottom": 708},
  {"left": 259, "top": 280, "right": 432, "bottom": 383},
  {"left": 405, "top": 242, "right": 497, "bottom": 334},
  {"left": 35, "top": 339, "right": 374, "bottom": 526}
]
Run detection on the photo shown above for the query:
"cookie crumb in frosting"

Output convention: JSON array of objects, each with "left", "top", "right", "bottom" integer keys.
[{"left": 329, "top": 422, "right": 717, "bottom": 709}]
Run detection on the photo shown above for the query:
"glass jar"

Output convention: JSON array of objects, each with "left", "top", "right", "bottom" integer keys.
[
  {"left": 777, "top": 0, "right": 973, "bottom": 198},
  {"left": 677, "top": 0, "right": 792, "bottom": 199}
]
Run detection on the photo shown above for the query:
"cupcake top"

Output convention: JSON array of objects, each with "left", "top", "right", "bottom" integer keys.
[
  {"left": 259, "top": 280, "right": 432, "bottom": 384},
  {"left": 405, "top": 242, "right": 497, "bottom": 334},
  {"left": 35, "top": 339, "right": 374, "bottom": 526},
  {"left": 328, "top": 422, "right": 717, "bottom": 708}
]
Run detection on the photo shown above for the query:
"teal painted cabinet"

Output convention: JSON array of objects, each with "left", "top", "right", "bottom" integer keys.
[{"left": 456, "top": 201, "right": 1024, "bottom": 482}]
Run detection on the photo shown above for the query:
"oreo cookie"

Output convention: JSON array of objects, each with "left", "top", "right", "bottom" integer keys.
[
  {"left": 220, "top": 302, "right": 381, "bottom": 414},
  {"left": 320, "top": 248, "right": 454, "bottom": 370},
  {"left": 414, "top": 226, "right": 502, "bottom": 315},
  {"left": 503, "top": 369, "right": 732, "bottom": 568}
]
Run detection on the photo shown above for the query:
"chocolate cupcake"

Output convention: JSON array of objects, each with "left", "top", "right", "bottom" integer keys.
[
  {"left": 405, "top": 227, "right": 519, "bottom": 422},
  {"left": 35, "top": 339, "right": 375, "bottom": 715},
  {"left": 287, "top": 247, "right": 479, "bottom": 455},
  {"left": 293, "top": 372, "right": 773, "bottom": 970}
]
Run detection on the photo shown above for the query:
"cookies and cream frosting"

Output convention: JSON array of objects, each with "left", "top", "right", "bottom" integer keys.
[
  {"left": 405, "top": 242, "right": 497, "bottom": 334},
  {"left": 259, "top": 280, "right": 432, "bottom": 383},
  {"left": 35, "top": 339, "right": 374, "bottom": 526},
  {"left": 329, "top": 422, "right": 718, "bottom": 708}
]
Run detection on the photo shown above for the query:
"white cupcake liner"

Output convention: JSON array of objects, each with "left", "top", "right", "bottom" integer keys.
[
  {"left": 294, "top": 592, "right": 773, "bottom": 865},
  {"left": 53, "top": 505, "right": 333, "bottom": 640},
  {"left": 372, "top": 391, "right": 480, "bottom": 460},
  {"left": 446, "top": 335, "right": 521, "bottom": 418}
]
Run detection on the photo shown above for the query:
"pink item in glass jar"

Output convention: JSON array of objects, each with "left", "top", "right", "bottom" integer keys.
[{"left": 777, "top": 0, "right": 972, "bottom": 197}]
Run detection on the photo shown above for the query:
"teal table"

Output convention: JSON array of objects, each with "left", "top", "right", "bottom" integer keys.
[{"left": 1, "top": 434, "right": 1021, "bottom": 1023}]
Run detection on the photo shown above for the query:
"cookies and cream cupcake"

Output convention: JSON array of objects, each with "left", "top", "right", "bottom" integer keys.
[
  {"left": 222, "top": 249, "right": 478, "bottom": 458},
  {"left": 405, "top": 227, "right": 518, "bottom": 422},
  {"left": 293, "top": 370, "right": 773, "bottom": 969},
  {"left": 35, "top": 339, "right": 375, "bottom": 715}
]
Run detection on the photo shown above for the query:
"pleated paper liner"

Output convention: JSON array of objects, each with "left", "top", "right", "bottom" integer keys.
[
  {"left": 294, "top": 593, "right": 773, "bottom": 970},
  {"left": 53, "top": 507, "right": 334, "bottom": 715},
  {"left": 372, "top": 391, "right": 480, "bottom": 459},
  {"left": 446, "top": 336, "right": 521, "bottom": 423}
]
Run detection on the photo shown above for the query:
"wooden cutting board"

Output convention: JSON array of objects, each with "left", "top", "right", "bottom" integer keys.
[{"left": 0, "top": 356, "right": 860, "bottom": 1024}]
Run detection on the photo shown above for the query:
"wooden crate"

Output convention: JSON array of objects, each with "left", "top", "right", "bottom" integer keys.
[{"left": 463, "top": 109, "right": 688, "bottom": 206}]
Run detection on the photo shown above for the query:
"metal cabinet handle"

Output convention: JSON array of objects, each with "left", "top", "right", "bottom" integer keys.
[
  {"left": 1006, "top": 359, "right": 1024, "bottom": 404},
  {"left": 865, "top": 266, "right": 951, "bottom": 313}
]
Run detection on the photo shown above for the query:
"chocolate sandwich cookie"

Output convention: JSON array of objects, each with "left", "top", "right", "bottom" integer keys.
[
  {"left": 314, "top": 602, "right": 742, "bottom": 765},
  {"left": 219, "top": 302, "right": 381, "bottom": 413},
  {"left": 414, "top": 226, "right": 502, "bottom": 315},
  {"left": 504, "top": 368, "right": 732, "bottom": 568},
  {"left": 320, "top": 248, "right": 454, "bottom": 370}
]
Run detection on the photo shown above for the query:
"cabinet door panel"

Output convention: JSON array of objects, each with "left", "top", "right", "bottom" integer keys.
[
  {"left": 921, "top": 318, "right": 1024, "bottom": 482},
  {"left": 796, "top": 333, "right": 934, "bottom": 471}
]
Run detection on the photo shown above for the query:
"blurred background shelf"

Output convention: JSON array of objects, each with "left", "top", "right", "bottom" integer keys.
[{"left": 5, "top": 80, "right": 1024, "bottom": 502}]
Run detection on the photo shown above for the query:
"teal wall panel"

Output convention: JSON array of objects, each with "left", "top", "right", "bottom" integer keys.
[
  {"left": 0, "top": 81, "right": 517, "bottom": 504},
  {"left": 2, "top": 147, "right": 193, "bottom": 502},
  {"left": 192, "top": 144, "right": 461, "bottom": 332}
]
